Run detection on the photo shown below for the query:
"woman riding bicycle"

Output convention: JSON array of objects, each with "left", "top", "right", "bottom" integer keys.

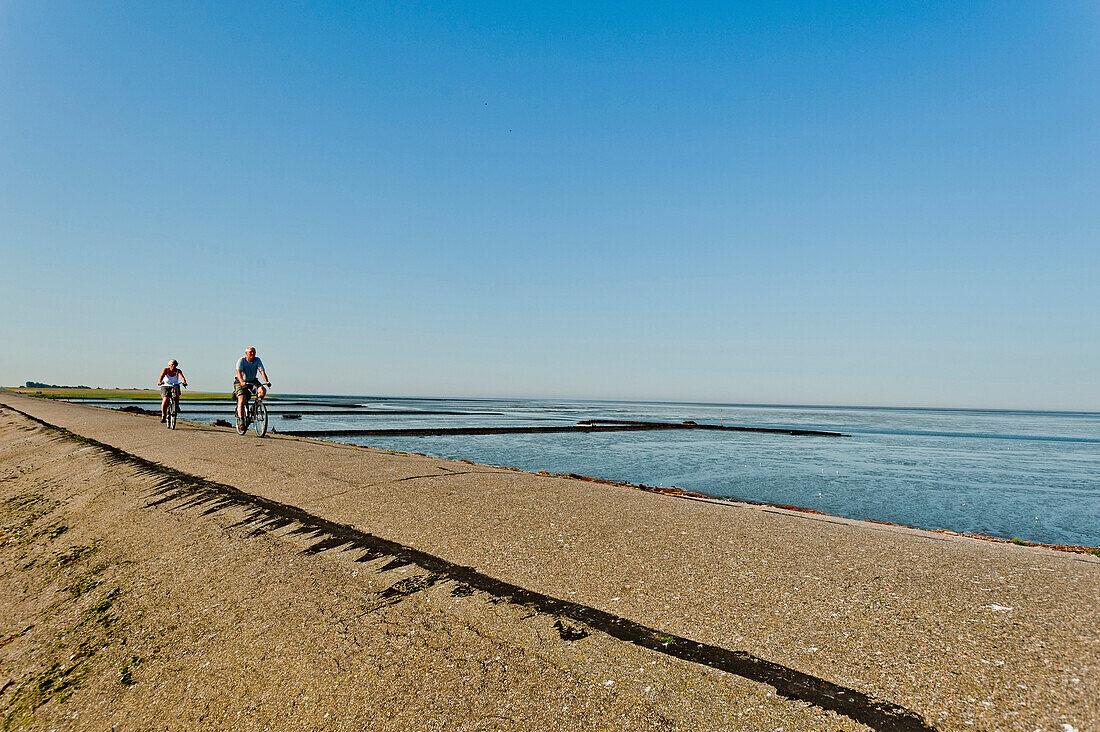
[{"left": 158, "top": 360, "right": 188, "bottom": 422}]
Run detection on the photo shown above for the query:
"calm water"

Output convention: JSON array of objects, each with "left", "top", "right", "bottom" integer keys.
[{"left": 73, "top": 396, "right": 1100, "bottom": 547}]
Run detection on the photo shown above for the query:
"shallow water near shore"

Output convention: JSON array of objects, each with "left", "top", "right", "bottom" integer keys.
[{"left": 71, "top": 396, "right": 1100, "bottom": 547}]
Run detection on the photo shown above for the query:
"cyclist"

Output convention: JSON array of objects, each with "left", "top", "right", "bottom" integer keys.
[
  {"left": 158, "top": 360, "right": 188, "bottom": 422},
  {"left": 234, "top": 346, "right": 271, "bottom": 421}
]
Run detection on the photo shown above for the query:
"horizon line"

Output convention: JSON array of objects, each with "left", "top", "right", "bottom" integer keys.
[{"left": 9, "top": 386, "right": 1097, "bottom": 417}]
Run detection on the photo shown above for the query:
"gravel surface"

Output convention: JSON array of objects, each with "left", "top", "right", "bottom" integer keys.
[{"left": 1, "top": 392, "right": 1097, "bottom": 731}]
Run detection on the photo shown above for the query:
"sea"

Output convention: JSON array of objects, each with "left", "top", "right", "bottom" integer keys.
[{"left": 70, "top": 395, "right": 1100, "bottom": 548}]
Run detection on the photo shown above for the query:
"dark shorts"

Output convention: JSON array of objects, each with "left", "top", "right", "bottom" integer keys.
[
  {"left": 234, "top": 379, "right": 261, "bottom": 398},
  {"left": 160, "top": 385, "right": 180, "bottom": 398}
]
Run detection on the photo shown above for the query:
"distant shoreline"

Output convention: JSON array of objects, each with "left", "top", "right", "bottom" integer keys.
[
  {"left": 2, "top": 387, "right": 230, "bottom": 400},
  {"left": 4, "top": 387, "right": 1096, "bottom": 416}
]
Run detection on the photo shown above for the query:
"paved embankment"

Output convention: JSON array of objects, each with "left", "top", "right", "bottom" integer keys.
[{"left": 1, "top": 392, "right": 1097, "bottom": 731}]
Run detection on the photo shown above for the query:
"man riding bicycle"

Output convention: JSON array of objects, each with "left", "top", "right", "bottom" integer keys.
[
  {"left": 158, "top": 360, "right": 188, "bottom": 422},
  {"left": 234, "top": 347, "right": 271, "bottom": 421}
]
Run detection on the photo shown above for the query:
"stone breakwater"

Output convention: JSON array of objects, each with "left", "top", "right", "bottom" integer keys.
[{"left": 278, "top": 418, "right": 849, "bottom": 437}]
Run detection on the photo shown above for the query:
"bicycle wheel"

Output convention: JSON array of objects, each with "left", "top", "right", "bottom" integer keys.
[
  {"left": 166, "top": 400, "right": 176, "bottom": 430},
  {"left": 252, "top": 400, "right": 268, "bottom": 437}
]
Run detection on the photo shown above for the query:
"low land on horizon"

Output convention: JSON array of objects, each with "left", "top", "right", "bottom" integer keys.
[
  {"left": 4, "top": 387, "right": 1096, "bottom": 416},
  {"left": 2, "top": 387, "right": 231, "bottom": 400}
]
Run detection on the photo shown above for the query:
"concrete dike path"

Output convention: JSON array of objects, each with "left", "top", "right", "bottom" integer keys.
[{"left": 1, "top": 391, "right": 1096, "bottom": 731}]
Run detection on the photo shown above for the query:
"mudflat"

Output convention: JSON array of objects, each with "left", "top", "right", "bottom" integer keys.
[{"left": 1, "top": 391, "right": 1096, "bottom": 731}]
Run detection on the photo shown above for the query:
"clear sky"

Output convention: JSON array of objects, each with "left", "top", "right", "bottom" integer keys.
[{"left": 1, "top": 1, "right": 1098, "bottom": 409}]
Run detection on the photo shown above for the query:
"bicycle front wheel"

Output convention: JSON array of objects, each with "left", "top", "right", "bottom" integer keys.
[
  {"left": 252, "top": 401, "right": 268, "bottom": 437},
  {"left": 166, "top": 403, "right": 176, "bottom": 430}
]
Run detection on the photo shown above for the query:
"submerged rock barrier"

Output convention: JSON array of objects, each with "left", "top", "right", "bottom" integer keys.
[{"left": 279, "top": 420, "right": 849, "bottom": 438}]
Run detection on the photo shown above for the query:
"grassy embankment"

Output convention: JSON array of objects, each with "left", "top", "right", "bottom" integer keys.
[{"left": 2, "top": 387, "right": 230, "bottom": 401}]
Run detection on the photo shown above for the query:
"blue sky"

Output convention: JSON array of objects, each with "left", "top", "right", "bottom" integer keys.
[{"left": 1, "top": 1, "right": 1098, "bottom": 409}]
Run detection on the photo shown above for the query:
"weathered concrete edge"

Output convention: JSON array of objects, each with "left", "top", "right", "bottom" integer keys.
[
  {"left": 273, "top": 428, "right": 1100, "bottom": 558},
  {"left": 7, "top": 391, "right": 1098, "bottom": 556}
]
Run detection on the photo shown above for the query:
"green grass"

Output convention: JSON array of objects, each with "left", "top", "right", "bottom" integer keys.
[
  {"left": 53, "top": 544, "right": 98, "bottom": 569},
  {"left": 2, "top": 585, "right": 123, "bottom": 730},
  {"left": 0, "top": 494, "right": 62, "bottom": 554},
  {"left": 2, "top": 660, "right": 90, "bottom": 730},
  {"left": 65, "top": 564, "right": 107, "bottom": 600},
  {"left": 119, "top": 656, "right": 144, "bottom": 687}
]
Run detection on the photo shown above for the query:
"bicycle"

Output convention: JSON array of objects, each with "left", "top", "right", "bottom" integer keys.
[
  {"left": 159, "top": 383, "right": 184, "bottom": 430},
  {"left": 236, "top": 382, "right": 270, "bottom": 437}
]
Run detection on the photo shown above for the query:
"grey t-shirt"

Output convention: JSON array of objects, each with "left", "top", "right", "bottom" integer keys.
[{"left": 237, "top": 357, "right": 265, "bottom": 383}]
